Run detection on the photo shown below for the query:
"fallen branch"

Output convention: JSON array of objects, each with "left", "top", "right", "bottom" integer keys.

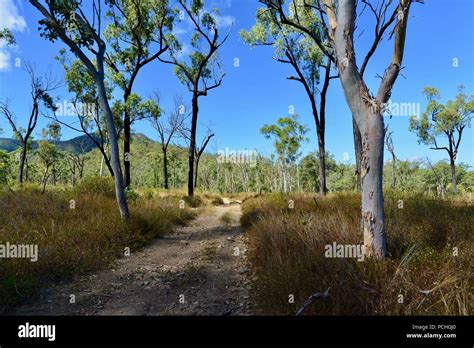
[{"left": 295, "top": 287, "right": 331, "bottom": 316}]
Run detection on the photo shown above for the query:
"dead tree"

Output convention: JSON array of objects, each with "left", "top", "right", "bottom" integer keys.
[
  {"left": 150, "top": 94, "right": 187, "bottom": 189},
  {"left": 0, "top": 64, "right": 59, "bottom": 183}
]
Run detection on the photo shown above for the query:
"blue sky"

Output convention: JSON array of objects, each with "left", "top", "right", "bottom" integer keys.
[{"left": 0, "top": 0, "right": 473, "bottom": 166}]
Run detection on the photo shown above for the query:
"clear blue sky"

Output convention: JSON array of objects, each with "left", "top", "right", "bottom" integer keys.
[{"left": 0, "top": 0, "right": 473, "bottom": 165}]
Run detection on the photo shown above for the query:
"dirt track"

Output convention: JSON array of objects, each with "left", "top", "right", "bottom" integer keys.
[{"left": 6, "top": 204, "right": 253, "bottom": 316}]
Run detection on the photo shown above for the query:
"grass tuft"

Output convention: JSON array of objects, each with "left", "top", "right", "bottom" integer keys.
[{"left": 241, "top": 192, "right": 473, "bottom": 315}]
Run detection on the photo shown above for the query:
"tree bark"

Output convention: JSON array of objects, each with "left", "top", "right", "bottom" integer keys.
[
  {"left": 188, "top": 94, "right": 198, "bottom": 197},
  {"left": 359, "top": 112, "right": 386, "bottom": 258},
  {"left": 123, "top": 107, "right": 131, "bottom": 188},
  {"left": 450, "top": 157, "right": 457, "bottom": 193},
  {"left": 18, "top": 142, "right": 27, "bottom": 183},
  {"left": 352, "top": 115, "right": 362, "bottom": 191},
  {"left": 96, "top": 71, "right": 130, "bottom": 221},
  {"left": 317, "top": 134, "right": 327, "bottom": 196},
  {"left": 163, "top": 147, "right": 169, "bottom": 189},
  {"left": 194, "top": 156, "right": 199, "bottom": 189}
]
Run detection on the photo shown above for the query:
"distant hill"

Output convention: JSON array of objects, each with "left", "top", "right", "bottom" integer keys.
[{"left": 0, "top": 133, "right": 157, "bottom": 154}]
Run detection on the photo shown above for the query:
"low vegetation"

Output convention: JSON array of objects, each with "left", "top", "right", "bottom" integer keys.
[
  {"left": 241, "top": 193, "right": 473, "bottom": 315},
  {"left": 0, "top": 180, "right": 196, "bottom": 306}
]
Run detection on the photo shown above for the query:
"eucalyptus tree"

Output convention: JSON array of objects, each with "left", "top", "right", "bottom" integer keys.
[
  {"left": 410, "top": 86, "right": 473, "bottom": 193},
  {"left": 159, "top": 0, "right": 231, "bottom": 197},
  {"left": 261, "top": 0, "right": 418, "bottom": 258},
  {"left": 242, "top": 3, "right": 337, "bottom": 196},
  {"left": 51, "top": 54, "right": 115, "bottom": 177},
  {"left": 104, "top": 0, "right": 173, "bottom": 188},
  {"left": 29, "top": 0, "right": 130, "bottom": 219},
  {"left": 260, "top": 114, "right": 308, "bottom": 193},
  {"left": 0, "top": 63, "right": 59, "bottom": 183}
]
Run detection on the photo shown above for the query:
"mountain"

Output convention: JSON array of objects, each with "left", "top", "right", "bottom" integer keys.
[{"left": 0, "top": 133, "right": 158, "bottom": 154}]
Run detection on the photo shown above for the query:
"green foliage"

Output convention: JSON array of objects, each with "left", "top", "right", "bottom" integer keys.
[
  {"left": 37, "top": 141, "right": 61, "bottom": 169},
  {"left": 104, "top": 0, "right": 174, "bottom": 90},
  {"left": 260, "top": 114, "right": 308, "bottom": 165},
  {"left": 125, "top": 186, "right": 139, "bottom": 201},
  {"left": 410, "top": 86, "right": 473, "bottom": 151},
  {"left": 241, "top": 2, "right": 324, "bottom": 93},
  {"left": 38, "top": 0, "right": 95, "bottom": 48},
  {"left": 0, "top": 150, "right": 11, "bottom": 185},
  {"left": 166, "top": 0, "right": 226, "bottom": 91},
  {"left": 0, "top": 28, "right": 15, "bottom": 46}
]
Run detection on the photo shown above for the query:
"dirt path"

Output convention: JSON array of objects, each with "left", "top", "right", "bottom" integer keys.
[{"left": 7, "top": 204, "right": 253, "bottom": 316}]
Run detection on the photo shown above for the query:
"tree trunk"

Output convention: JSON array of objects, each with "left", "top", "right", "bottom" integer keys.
[
  {"left": 188, "top": 95, "right": 198, "bottom": 197},
  {"left": 163, "top": 147, "right": 169, "bottom": 189},
  {"left": 41, "top": 167, "right": 49, "bottom": 194},
  {"left": 353, "top": 116, "right": 362, "bottom": 191},
  {"left": 194, "top": 156, "right": 200, "bottom": 189},
  {"left": 317, "top": 132, "right": 327, "bottom": 196},
  {"left": 25, "top": 156, "right": 29, "bottom": 182},
  {"left": 18, "top": 142, "right": 27, "bottom": 183},
  {"left": 100, "top": 155, "right": 104, "bottom": 177},
  {"left": 96, "top": 73, "right": 130, "bottom": 221},
  {"left": 360, "top": 113, "right": 386, "bottom": 258},
  {"left": 123, "top": 105, "right": 131, "bottom": 188},
  {"left": 450, "top": 158, "right": 457, "bottom": 193}
]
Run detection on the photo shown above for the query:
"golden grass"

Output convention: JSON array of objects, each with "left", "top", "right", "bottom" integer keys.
[
  {"left": 0, "top": 185, "right": 196, "bottom": 305},
  {"left": 241, "top": 192, "right": 473, "bottom": 315}
]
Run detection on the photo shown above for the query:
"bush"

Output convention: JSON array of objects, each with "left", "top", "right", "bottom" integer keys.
[{"left": 125, "top": 187, "right": 139, "bottom": 201}]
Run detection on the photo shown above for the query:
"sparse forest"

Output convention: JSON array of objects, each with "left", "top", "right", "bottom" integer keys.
[{"left": 0, "top": 0, "right": 473, "bottom": 327}]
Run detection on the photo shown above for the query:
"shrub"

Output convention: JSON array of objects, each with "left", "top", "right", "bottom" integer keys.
[{"left": 125, "top": 187, "right": 139, "bottom": 201}]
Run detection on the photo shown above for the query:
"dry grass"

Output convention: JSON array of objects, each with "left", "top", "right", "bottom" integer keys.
[
  {"left": 0, "top": 185, "right": 196, "bottom": 305},
  {"left": 220, "top": 211, "right": 234, "bottom": 226},
  {"left": 241, "top": 192, "right": 473, "bottom": 315}
]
